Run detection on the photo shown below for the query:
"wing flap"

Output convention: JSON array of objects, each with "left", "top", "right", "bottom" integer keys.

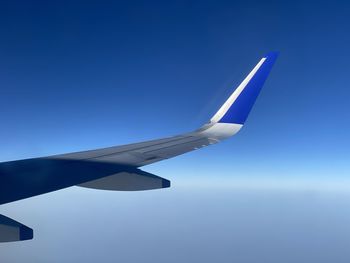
[
  {"left": 88, "top": 136, "right": 212, "bottom": 166},
  {"left": 0, "top": 215, "right": 33, "bottom": 242},
  {"left": 78, "top": 169, "right": 170, "bottom": 191}
]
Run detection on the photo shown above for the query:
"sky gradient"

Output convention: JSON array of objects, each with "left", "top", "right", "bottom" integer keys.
[{"left": 0, "top": 1, "right": 350, "bottom": 262}]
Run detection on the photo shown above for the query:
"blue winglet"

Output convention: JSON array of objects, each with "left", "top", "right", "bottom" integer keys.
[{"left": 218, "top": 51, "right": 279, "bottom": 124}]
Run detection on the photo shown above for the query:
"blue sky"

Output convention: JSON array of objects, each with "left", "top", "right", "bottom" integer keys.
[
  {"left": 0, "top": 1, "right": 350, "bottom": 262},
  {"left": 0, "top": 0, "right": 349, "bottom": 180}
]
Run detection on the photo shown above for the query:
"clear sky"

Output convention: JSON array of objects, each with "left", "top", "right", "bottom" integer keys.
[{"left": 1, "top": 1, "right": 350, "bottom": 262}]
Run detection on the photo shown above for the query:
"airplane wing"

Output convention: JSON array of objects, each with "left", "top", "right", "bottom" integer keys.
[
  {"left": 55, "top": 51, "right": 278, "bottom": 167},
  {"left": 0, "top": 52, "right": 278, "bottom": 241}
]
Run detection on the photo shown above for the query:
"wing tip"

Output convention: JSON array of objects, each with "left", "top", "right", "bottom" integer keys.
[
  {"left": 264, "top": 51, "right": 279, "bottom": 61},
  {"left": 216, "top": 51, "right": 279, "bottom": 125}
]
